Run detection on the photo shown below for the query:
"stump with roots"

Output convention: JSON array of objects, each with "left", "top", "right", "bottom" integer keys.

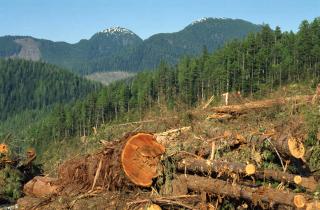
[{"left": 58, "top": 132, "right": 165, "bottom": 192}]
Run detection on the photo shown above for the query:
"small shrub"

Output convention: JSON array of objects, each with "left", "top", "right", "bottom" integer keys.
[
  {"left": 309, "top": 146, "right": 320, "bottom": 172},
  {"left": 303, "top": 107, "right": 320, "bottom": 147},
  {"left": 0, "top": 165, "right": 22, "bottom": 202}
]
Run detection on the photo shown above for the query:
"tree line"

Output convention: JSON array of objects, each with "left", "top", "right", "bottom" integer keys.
[
  {"left": 0, "top": 59, "right": 101, "bottom": 121},
  {"left": 4, "top": 18, "right": 320, "bottom": 149}
]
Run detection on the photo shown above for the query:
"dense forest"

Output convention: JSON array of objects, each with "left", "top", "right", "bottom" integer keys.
[
  {"left": 0, "top": 59, "right": 101, "bottom": 121},
  {"left": 19, "top": 18, "right": 319, "bottom": 149},
  {"left": 1, "top": 18, "right": 319, "bottom": 152}
]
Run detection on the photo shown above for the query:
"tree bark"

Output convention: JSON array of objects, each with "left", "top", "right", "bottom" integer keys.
[
  {"left": 178, "top": 174, "right": 313, "bottom": 208},
  {"left": 176, "top": 157, "right": 318, "bottom": 191},
  {"left": 211, "top": 95, "right": 313, "bottom": 115},
  {"left": 268, "top": 134, "right": 305, "bottom": 159},
  {"left": 58, "top": 133, "right": 165, "bottom": 192}
]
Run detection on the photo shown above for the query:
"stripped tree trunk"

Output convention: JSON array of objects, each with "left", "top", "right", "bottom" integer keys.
[
  {"left": 178, "top": 174, "right": 314, "bottom": 208},
  {"left": 176, "top": 157, "right": 318, "bottom": 191},
  {"left": 211, "top": 95, "right": 313, "bottom": 115}
]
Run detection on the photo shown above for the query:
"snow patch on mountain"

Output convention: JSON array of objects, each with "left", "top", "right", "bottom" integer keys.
[
  {"left": 100, "top": 27, "right": 135, "bottom": 36},
  {"left": 190, "top": 17, "right": 228, "bottom": 25}
]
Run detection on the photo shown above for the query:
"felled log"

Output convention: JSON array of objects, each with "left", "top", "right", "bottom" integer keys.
[
  {"left": 255, "top": 170, "right": 318, "bottom": 192},
  {"left": 206, "top": 113, "right": 233, "bottom": 121},
  {"left": 58, "top": 132, "right": 165, "bottom": 192},
  {"left": 202, "top": 95, "right": 215, "bottom": 109},
  {"left": 23, "top": 176, "right": 60, "bottom": 197},
  {"left": 269, "top": 135, "right": 305, "bottom": 160},
  {"left": 197, "top": 133, "right": 247, "bottom": 157},
  {"left": 211, "top": 95, "right": 313, "bottom": 115},
  {"left": 155, "top": 126, "right": 191, "bottom": 145},
  {"left": 156, "top": 126, "right": 191, "bottom": 137},
  {"left": 176, "top": 157, "right": 318, "bottom": 191},
  {"left": 306, "top": 201, "right": 320, "bottom": 210},
  {"left": 176, "top": 157, "right": 249, "bottom": 176},
  {"left": 0, "top": 143, "right": 8, "bottom": 153},
  {"left": 114, "top": 117, "right": 178, "bottom": 127},
  {"left": 311, "top": 83, "right": 320, "bottom": 104},
  {"left": 178, "top": 174, "right": 315, "bottom": 208}
]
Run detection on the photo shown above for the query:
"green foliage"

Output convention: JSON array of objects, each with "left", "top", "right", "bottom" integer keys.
[
  {"left": 262, "top": 150, "right": 276, "bottom": 162},
  {"left": 0, "top": 59, "right": 101, "bottom": 121},
  {"left": 309, "top": 146, "right": 320, "bottom": 172},
  {"left": 303, "top": 107, "right": 320, "bottom": 146},
  {"left": 137, "top": 18, "right": 261, "bottom": 72},
  {"left": 155, "top": 156, "right": 177, "bottom": 195},
  {"left": 2, "top": 18, "right": 320, "bottom": 158},
  {"left": 0, "top": 36, "right": 21, "bottom": 57},
  {"left": 220, "top": 199, "right": 236, "bottom": 210},
  {"left": 0, "top": 166, "right": 22, "bottom": 202}
]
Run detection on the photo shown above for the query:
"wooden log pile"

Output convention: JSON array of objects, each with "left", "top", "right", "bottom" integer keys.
[
  {"left": 178, "top": 174, "right": 314, "bottom": 209},
  {"left": 19, "top": 131, "right": 320, "bottom": 209},
  {"left": 176, "top": 157, "right": 319, "bottom": 192}
]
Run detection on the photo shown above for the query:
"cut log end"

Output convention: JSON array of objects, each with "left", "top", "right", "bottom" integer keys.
[
  {"left": 294, "top": 175, "right": 302, "bottom": 185},
  {"left": 146, "top": 204, "right": 162, "bottom": 210},
  {"left": 23, "top": 176, "right": 59, "bottom": 197},
  {"left": 288, "top": 136, "right": 305, "bottom": 159},
  {"left": 0, "top": 143, "right": 8, "bottom": 153},
  {"left": 306, "top": 201, "right": 320, "bottom": 210},
  {"left": 121, "top": 133, "right": 165, "bottom": 187},
  {"left": 245, "top": 164, "right": 256, "bottom": 175},
  {"left": 294, "top": 195, "right": 307, "bottom": 208}
]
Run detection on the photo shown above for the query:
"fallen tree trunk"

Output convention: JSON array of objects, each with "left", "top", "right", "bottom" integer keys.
[
  {"left": 197, "top": 133, "right": 247, "bottom": 157},
  {"left": 266, "top": 134, "right": 311, "bottom": 175},
  {"left": 114, "top": 117, "right": 178, "bottom": 127},
  {"left": 200, "top": 132, "right": 306, "bottom": 166},
  {"left": 206, "top": 113, "right": 233, "bottom": 121},
  {"left": 211, "top": 95, "right": 313, "bottom": 115},
  {"left": 176, "top": 157, "right": 248, "bottom": 176},
  {"left": 23, "top": 176, "right": 60, "bottom": 197},
  {"left": 196, "top": 130, "right": 309, "bottom": 179},
  {"left": 268, "top": 135, "right": 305, "bottom": 160},
  {"left": 202, "top": 95, "right": 215, "bottom": 109},
  {"left": 176, "top": 157, "right": 318, "bottom": 191},
  {"left": 58, "top": 132, "right": 165, "bottom": 192},
  {"left": 155, "top": 126, "right": 191, "bottom": 146},
  {"left": 178, "top": 174, "right": 314, "bottom": 208}
]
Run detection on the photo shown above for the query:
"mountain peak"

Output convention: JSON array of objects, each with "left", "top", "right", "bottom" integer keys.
[
  {"left": 190, "top": 17, "right": 229, "bottom": 25},
  {"left": 100, "top": 27, "right": 135, "bottom": 36},
  {"left": 191, "top": 17, "right": 210, "bottom": 25}
]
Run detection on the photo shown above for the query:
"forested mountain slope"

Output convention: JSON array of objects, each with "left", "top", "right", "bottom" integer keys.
[
  {"left": 138, "top": 18, "right": 261, "bottom": 69},
  {"left": 0, "top": 59, "right": 101, "bottom": 121},
  {"left": 23, "top": 18, "right": 320, "bottom": 147},
  {"left": 0, "top": 18, "right": 261, "bottom": 74}
]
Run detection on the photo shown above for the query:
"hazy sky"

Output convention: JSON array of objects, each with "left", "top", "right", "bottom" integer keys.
[{"left": 1, "top": 0, "right": 319, "bottom": 43}]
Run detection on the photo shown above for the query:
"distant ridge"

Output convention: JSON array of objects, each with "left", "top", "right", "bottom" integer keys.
[{"left": 0, "top": 18, "right": 261, "bottom": 74}]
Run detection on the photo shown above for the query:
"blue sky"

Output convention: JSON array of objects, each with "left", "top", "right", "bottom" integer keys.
[{"left": 1, "top": 0, "right": 319, "bottom": 43}]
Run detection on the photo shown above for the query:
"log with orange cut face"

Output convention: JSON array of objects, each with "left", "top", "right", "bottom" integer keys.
[{"left": 0, "top": 143, "right": 8, "bottom": 154}]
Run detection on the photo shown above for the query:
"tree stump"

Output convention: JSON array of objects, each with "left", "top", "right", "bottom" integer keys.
[
  {"left": 121, "top": 133, "right": 165, "bottom": 187},
  {"left": 58, "top": 132, "right": 165, "bottom": 192}
]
